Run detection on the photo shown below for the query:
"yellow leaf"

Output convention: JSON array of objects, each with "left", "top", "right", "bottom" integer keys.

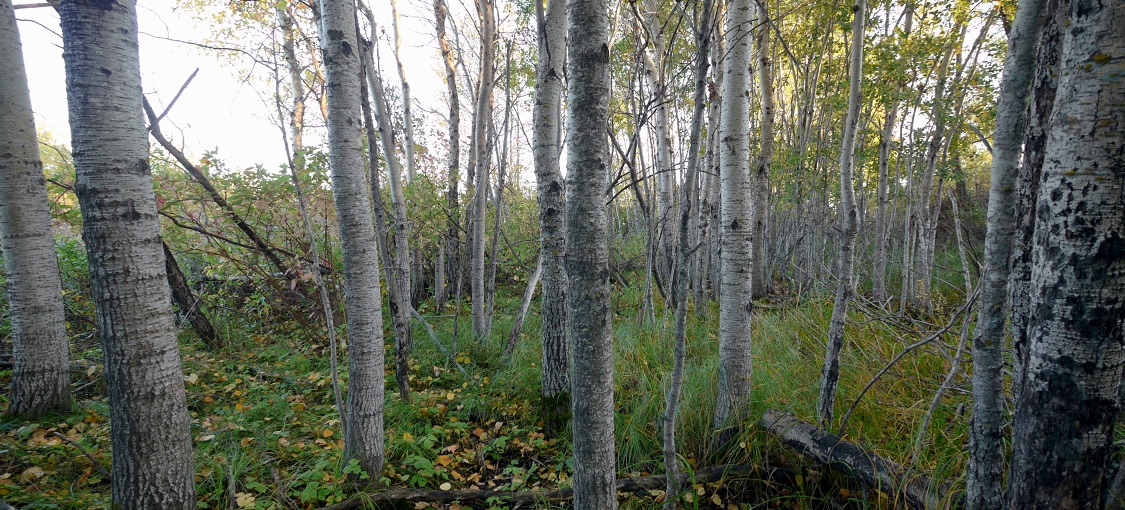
[
  {"left": 439, "top": 482, "right": 452, "bottom": 490},
  {"left": 683, "top": 492, "right": 694, "bottom": 503},
  {"left": 199, "top": 434, "right": 215, "bottom": 442},
  {"left": 240, "top": 437, "right": 254, "bottom": 447},
  {"left": 711, "top": 493, "right": 722, "bottom": 506},
  {"left": 235, "top": 492, "right": 256, "bottom": 508},
  {"left": 450, "top": 504, "right": 463, "bottom": 510},
  {"left": 185, "top": 373, "right": 199, "bottom": 385},
  {"left": 322, "top": 429, "right": 333, "bottom": 438},
  {"left": 20, "top": 467, "right": 44, "bottom": 483},
  {"left": 436, "top": 455, "right": 453, "bottom": 466},
  {"left": 446, "top": 392, "right": 455, "bottom": 400},
  {"left": 403, "top": 432, "right": 414, "bottom": 442}
]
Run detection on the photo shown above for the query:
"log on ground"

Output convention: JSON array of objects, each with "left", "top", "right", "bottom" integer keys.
[{"left": 760, "top": 409, "right": 959, "bottom": 510}]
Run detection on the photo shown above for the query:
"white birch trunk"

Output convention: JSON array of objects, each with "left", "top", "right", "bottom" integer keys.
[
  {"left": 964, "top": 0, "right": 1047, "bottom": 505},
  {"left": 358, "top": 1, "right": 413, "bottom": 398},
  {"left": 388, "top": 0, "right": 416, "bottom": 183},
  {"left": 60, "top": 1, "right": 194, "bottom": 505},
  {"left": 533, "top": 0, "right": 570, "bottom": 399},
  {"left": 471, "top": 0, "right": 496, "bottom": 341},
  {"left": 751, "top": 0, "right": 774, "bottom": 298},
  {"left": 433, "top": 0, "right": 459, "bottom": 311},
  {"left": 664, "top": 2, "right": 713, "bottom": 505},
  {"left": 0, "top": 0, "right": 71, "bottom": 418},
  {"left": 816, "top": 0, "right": 865, "bottom": 427},
  {"left": 1008, "top": 0, "right": 1125, "bottom": 505},
  {"left": 316, "top": 0, "right": 386, "bottom": 476},
  {"left": 714, "top": 0, "right": 755, "bottom": 429}
]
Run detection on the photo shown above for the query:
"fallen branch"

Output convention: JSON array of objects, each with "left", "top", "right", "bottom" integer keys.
[
  {"left": 51, "top": 432, "right": 111, "bottom": 481},
  {"left": 837, "top": 287, "right": 980, "bottom": 436},
  {"left": 318, "top": 463, "right": 795, "bottom": 509},
  {"left": 760, "top": 409, "right": 959, "bottom": 510}
]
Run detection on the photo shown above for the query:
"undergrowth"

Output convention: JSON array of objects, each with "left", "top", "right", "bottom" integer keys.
[{"left": 1, "top": 280, "right": 973, "bottom": 509}]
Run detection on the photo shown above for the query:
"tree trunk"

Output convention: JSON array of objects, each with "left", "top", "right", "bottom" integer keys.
[
  {"left": 470, "top": 0, "right": 496, "bottom": 341},
  {"left": 751, "top": 0, "right": 774, "bottom": 298},
  {"left": 1007, "top": 0, "right": 1125, "bottom": 506},
  {"left": 816, "top": 0, "right": 865, "bottom": 427},
  {"left": 533, "top": 0, "right": 570, "bottom": 399},
  {"left": 60, "top": 0, "right": 195, "bottom": 506},
  {"left": 640, "top": 0, "right": 676, "bottom": 290},
  {"left": 1008, "top": 0, "right": 1066, "bottom": 405},
  {"left": 433, "top": 0, "right": 460, "bottom": 312},
  {"left": 504, "top": 255, "right": 543, "bottom": 357},
  {"left": 664, "top": 2, "right": 713, "bottom": 505},
  {"left": 388, "top": 0, "right": 415, "bottom": 183},
  {"left": 566, "top": 0, "right": 616, "bottom": 504},
  {"left": 872, "top": 4, "right": 914, "bottom": 303},
  {"left": 0, "top": 0, "right": 71, "bottom": 419},
  {"left": 316, "top": 0, "right": 387, "bottom": 477},
  {"left": 714, "top": 0, "right": 755, "bottom": 430},
  {"left": 964, "top": 0, "right": 1047, "bottom": 506},
  {"left": 163, "top": 241, "right": 219, "bottom": 348},
  {"left": 358, "top": 1, "right": 413, "bottom": 399},
  {"left": 277, "top": 3, "right": 347, "bottom": 433}
]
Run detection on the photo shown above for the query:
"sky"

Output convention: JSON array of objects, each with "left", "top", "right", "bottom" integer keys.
[{"left": 14, "top": 0, "right": 449, "bottom": 172}]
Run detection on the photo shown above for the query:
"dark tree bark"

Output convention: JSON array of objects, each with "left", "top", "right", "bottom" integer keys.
[
  {"left": 60, "top": 0, "right": 195, "bottom": 505},
  {"left": 162, "top": 241, "right": 219, "bottom": 348},
  {"left": 1007, "top": 0, "right": 1125, "bottom": 506},
  {"left": 565, "top": 0, "right": 616, "bottom": 503},
  {"left": 533, "top": 0, "right": 570, "bottom": 400}
]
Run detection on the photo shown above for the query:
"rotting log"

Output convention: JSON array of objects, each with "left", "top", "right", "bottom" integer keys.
[
  {"left": 760, "top": 409, "right": 958, "bottom": 510},
  {"left": 318, "top": 463, "right": 796, "bottom": 509}
]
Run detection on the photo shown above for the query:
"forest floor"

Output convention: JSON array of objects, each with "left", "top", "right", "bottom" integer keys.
[{"left": 1, "top": 282, "right": 973, "bottom": 509}]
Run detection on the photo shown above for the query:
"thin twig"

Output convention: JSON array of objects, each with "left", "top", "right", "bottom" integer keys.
[
  {"left": 148, "top": 68, "right": 199, "bottom": 132},
  {"left": 409, "top": 307, "right": 469, "bottom": 377},
  {"left": 51, "top": 432, "right": 111, "bottom": 481},
  {"left": 837, "top": 287, "right": 980, "bottom": 436}
]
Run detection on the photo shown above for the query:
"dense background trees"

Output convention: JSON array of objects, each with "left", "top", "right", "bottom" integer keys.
[{"left": 1, "top": 0, "right": 1122, "bottom": 507}]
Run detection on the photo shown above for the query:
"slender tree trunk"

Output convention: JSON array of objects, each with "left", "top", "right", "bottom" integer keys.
[
  {"left": 483, "top": 43, "right": 512, "bottom": 338},
  {"left": 504, "top": 255, "right": 543, "bottom": 357},
  {"left": 163, "top": 241, "right": 219, "bottom": 348},
  {"left": 471, "top": 0, "right": 496, "bottom": 341},
  {"left": 640, "top": 1, "right": 676, "bottom": 290},
  {"left": 816, "top": 0, "right": 865, "bottom": 427},
  {"left": 60, "top": 0, "right": 195, "bottom": 505},
  {"left": 964, "top": 0, "right": 1047, "bottom": 506},
  {"left": 316, "top": 0, "right": 387, "bottom": 477},
  {"left": 533, "top": 0, "right": 570, "bottom": 400},
  {"left": 358, "top": 1, "right": 413, "bottom": 398},
  {"left": 0, "top": 0, "right": 71, "bottom": 418},
  {"left": 913, "top": 33, "right": 958, "bottom": 307},
  {"left": 714, "top": 0, "right": 754, "bottom": 431},
  {"left": 433, "top": 0, "right": 460, "bottom": 312},
  {"left": 664, "top": 2, "right": 713, "bottom": 505},
  {"left": 276, "top": 4, "right": 347, "bottom": 433},
  {"left": 751, "top": 0, "right": 774, "bottom": 298},
  {"left": 872, "top": 3, "right": 914, "bottom": 303},
  {"left": 1007, "top": 0, "right": 1124, "bottom": 506},
  {"left": 566, "top": 0, "right": 616, "bottom": 503},
  {"left": 707, "top": 19, "right": 724, "bottom": 303},
  {"left": 388, "top": 0, "right": 416, "bottom": 183}
]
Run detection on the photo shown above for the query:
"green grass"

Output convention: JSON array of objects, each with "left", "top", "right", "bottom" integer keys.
[{"left": 0, "top": 277, "right": 974, "bottom": 509}]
